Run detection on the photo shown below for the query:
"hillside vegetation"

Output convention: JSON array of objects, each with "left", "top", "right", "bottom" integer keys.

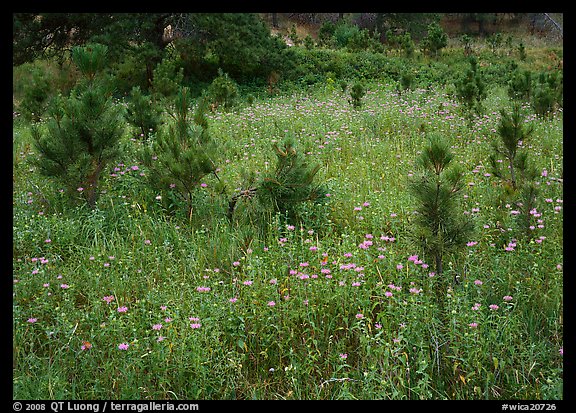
[{"left": 13, "top": 13, "right": 562, "bottom": 400}]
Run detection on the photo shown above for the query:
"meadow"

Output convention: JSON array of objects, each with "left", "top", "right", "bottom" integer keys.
[{"left": 13, "top": 53, "right": 563, "bottom": 399}]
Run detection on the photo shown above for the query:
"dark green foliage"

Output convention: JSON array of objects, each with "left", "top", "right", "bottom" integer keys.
[
  {"left": 72, "top": 43, "right": 109, "bottom": 81},
  {"left": 204, "top": 69, "right": 239, "bottom": 111},
  {"left": 409, "top": 134, "right": 474, "bottom": 275},
  {"left": 151, "top": 54, "right": 184, "bottom": 100},
  {"left": 507, "top": 67, "right": 532, "bottom": 101},
  {"left": 18, "top": 65, "right": 51, "bottom": 123},
  {"left": 486, "top": 32, "right": 503, "bottom": 55},
  {"left": 125, "top": 86, "right": 163, "bottom": 140},
  {"left": 140, "top": 87, "right": 218, "bottom": 220},
  {"left": 318, "top": 21, "right": 337, "bottom": 47},
  {"left": 13, "top": 13, "right": 106, "bottom": 65},
  {"left": 303, "top": 34, "right": 315, "bottom": 50},
  {"left": 387, "top": 30, "right": 415, "bottom": 57},
  {"left": 489, "top": 103, "right": 540, "bottom": 239},
  {"left": 454, "top": 56, "right": 486, "bottom": 115},
  {"left": 489, "top": 103, "right": 534, "bottom": 190},
  {"left": 346, "top": 28, "right": 384, "bottom": 53},
  {"left": 349, "top": 81, "right": 366, "bottom": 109},
  {"left": 30, "top": 44, "right": 125, "bottom": 209},
  {"left": 259, "top": 139, "right": 324, "bottom": 219},
  {"left": 377, "top": 13, "right": 440, "bottom": 41},
  {"left": 288, "top": 24, "right": 301, "bottom": 46},
  {"left": 109, "top": 43, "right": 161, "bottom": 95},
  {"left": 333, "top": 23, "right": 361, "bottom": 48},
  {"left": 517, "top": 41, "right": 527, "bottom": 60},
  {"left": 31, "top": 85, "right": 125, "bottom": 209},
  {"left": 399, "top": 33, "right": 415, "bottom": 58},
  {"left": 173, "top": 13, "right": 291, "bottom": 83},
  {"left": 399, "top": 71, "right": 415, "bottom": 94},
  {"left": 461, "top": 34, "right": 473, "bottom": 56},
  {"left": 228, "top": 138, "right": 326, "bottom": 230},
  {"left": 531, "top": 70, "right": 563, "bottom": 117},
  {"left": 421, "top": 22, "right": 448, "bottom": 57}
]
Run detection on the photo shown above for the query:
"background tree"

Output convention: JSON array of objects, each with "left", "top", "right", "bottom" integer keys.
[
  {"left": 421, "top": 22, "right": 448, "bottom": 57},
  {"left": 376, "top": 13, "right": 440, "bottom": 41},
  {"left": 14, "top": 13, "right": 175, "bottom": 90},
  {"left": 172, "top": 13, "right": 292, "bottom": 83}
]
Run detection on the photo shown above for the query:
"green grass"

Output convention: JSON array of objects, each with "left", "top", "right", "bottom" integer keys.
[{"left": 13, "top": 73, "right": 563, "bottom": 399}]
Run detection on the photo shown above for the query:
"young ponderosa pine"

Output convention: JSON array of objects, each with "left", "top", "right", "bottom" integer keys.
[
  {"left": 455, "top": 56, "right": 486, "bottom": 116},
  {"left": 31, "top": 43, "right": 125, "bottom": 209},
  {"left": 140, "top": 87, "right": 218, "bottom": 221},
  {"left": 409, "top": 135, "right": 474, "bottom": 278},
  {"left": 125, "top": 86, "right": 163, "bottom": 140},
  {"left": 409, "top": 134, "right": 475, "bottom": 381},
  {"left": 228, "top": 137, "right": 326, "bottom": 230},
  {"left": 489, "top": 103, "right": 539, "bottom": 238},
  {"left": 489, "top": 103, "right": 534, "bottom": 190},
  {"left": 349, "top": 81, "right": 366, "bottom": 109}
]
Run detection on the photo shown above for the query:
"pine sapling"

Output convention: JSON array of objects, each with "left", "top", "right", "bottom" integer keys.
[
  {"left": 228, "top": 137, "right": 326, "bottom": 230},
  {"left": 31, "top": 43, "right": 125, "bottom": 209},
  {"left": 489, "top": 103, "right": 534, "bottom": 190},
  {"left": 140, "top": 87, "right": 218, "bottom": 221},
  {"left": 409, "top": 134, "right": 474, "bottom": 278}
]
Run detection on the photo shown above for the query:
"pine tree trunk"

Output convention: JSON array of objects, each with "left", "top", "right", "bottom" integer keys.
[{"left": 85, "top": 160, "right": 104, "bottom": 209}]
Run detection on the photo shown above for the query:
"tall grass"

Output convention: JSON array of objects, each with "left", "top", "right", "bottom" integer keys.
[{"left": 13, "top": 77, "right": 562, "bottom": 399}]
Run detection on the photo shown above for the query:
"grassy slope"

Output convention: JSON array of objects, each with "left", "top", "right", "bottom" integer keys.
[{"left": 12, "top": 25, "right": 563, "bottom": 400}]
